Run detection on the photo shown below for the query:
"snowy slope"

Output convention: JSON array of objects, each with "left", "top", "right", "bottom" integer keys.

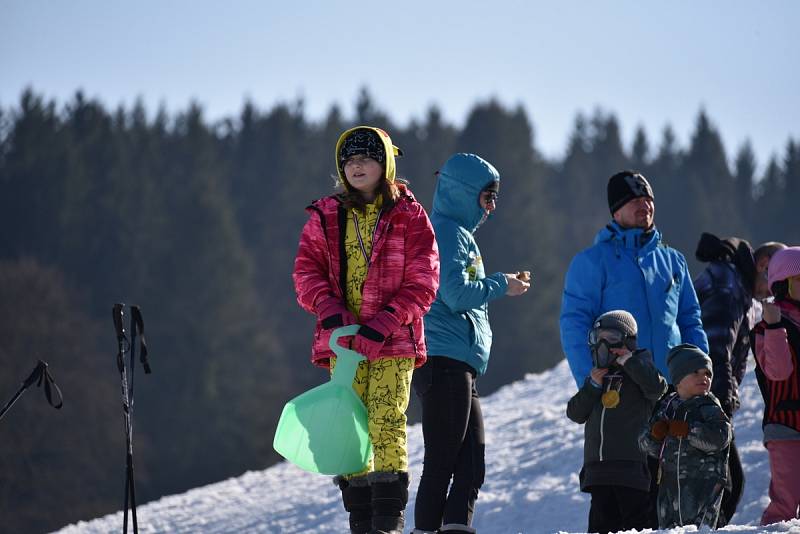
[{"left": 56, "top": 360, "right": 800, "bottom": 534}]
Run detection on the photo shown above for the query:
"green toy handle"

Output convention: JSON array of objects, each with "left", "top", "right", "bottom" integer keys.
[{"left": 329, "top": 325, "right": 366, "bottom": 386}]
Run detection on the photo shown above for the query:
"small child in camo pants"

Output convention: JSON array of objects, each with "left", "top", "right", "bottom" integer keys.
[{"left": 639, "top": 343, "right": 732, "bottom": 529}]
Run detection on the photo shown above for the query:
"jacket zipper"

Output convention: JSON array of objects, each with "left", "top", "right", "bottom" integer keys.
[
  {"left": 408, "top": 324, "right": 419, "bottom": 360},
  {"left": 676, "top": 411, "right": 687, "bottom": 526},
  {"left": 599, "top": 406, "right": 606, "bottom": 461},
  {"left": 599, "top": 379, "right": 607, "bottom": 461}
]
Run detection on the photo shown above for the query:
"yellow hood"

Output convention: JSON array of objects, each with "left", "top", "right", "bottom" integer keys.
[{"left": 335, "top": 126, "right": 403, "bottom": 190}]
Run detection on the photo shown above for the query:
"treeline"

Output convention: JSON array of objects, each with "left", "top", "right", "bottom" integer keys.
[{"left": 0, "top": 88, "right": 797, "bottom": 533}]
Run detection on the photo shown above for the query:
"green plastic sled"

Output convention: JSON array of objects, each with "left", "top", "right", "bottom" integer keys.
[{"left": 272, "top": 325, "right": 372, "bottom": 475}]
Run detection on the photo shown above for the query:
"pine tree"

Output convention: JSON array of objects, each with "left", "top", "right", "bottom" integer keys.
[
  {"left": 753, "top": 156, "right": 783, "bottom": 244},
  {"left": 733, "top": 141, "right": 757, "bottom": 237},
  {"left": 779, "top": 140, "right": 800, "bottom": 243},
  {"left": 631, "top": 125, "right": 650, "bottom": 170},
  {"left": 674, "top": 110, "right": 737, "bottom": 271}
]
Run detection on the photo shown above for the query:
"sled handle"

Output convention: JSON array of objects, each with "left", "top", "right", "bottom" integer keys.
[{"left": 329, "top": 325, "right": 366, "bottom": 386}]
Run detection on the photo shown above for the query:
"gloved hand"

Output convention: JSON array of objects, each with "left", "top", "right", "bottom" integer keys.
[
  {"left": 668, "top": 420, "right": 690, "bottom": 438},
  {"left": 650, "top": 420, "right": 669, "bottom": 441},
  {"left": 316, "top": 297, "right": 357, "bottom": 330},
  {"left": 351, "top": 309, "right": 403, "bottom": 360}
]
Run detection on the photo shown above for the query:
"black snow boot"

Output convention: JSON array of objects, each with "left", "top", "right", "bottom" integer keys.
[
  {"left": 368, "top": 471, "right": 410, "bottom": 534},
  {"left": 336, "top": 475, "right": 372, "bottom": 534}
]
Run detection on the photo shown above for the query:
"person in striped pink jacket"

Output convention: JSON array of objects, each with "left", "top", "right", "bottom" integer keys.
[
  {"left": 293, "top": 126, "right": 439, "bottom": 534},
  {"left": 750, "top": 246, "right": 800, "bottom": 525}
]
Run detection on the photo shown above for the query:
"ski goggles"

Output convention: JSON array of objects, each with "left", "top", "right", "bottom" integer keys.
[
  {"left": 588, "top": 328, "right": 627, "bottom": 369},
  {"left": 588, "top": 328, "right": 626, "bottom": 347}
]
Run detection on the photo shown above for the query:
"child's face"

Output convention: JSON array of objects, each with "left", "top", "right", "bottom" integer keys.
[
  {"left": 788, "top": 274, "right": 800, "bottom": 300},
  {"left": 343, "top": 155, "right": 383, "bottom": 199},
  {"left": 676, "top": 368, "right": 712, "bottom": 400}
]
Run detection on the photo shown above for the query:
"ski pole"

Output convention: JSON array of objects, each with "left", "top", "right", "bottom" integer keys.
[
  {"left": 112, "top": 303, "right": 151, "bottom": 534},
  {"left": 113, "top": 303, "right": 134, "bottom": 533},
  {"left": 0, "top": 359, "right": 63, "bottom": 422}
]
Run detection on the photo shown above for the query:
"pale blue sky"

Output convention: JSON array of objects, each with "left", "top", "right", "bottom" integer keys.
[{"left": 2, "top": 1, "right": 797, "bottom": 171}]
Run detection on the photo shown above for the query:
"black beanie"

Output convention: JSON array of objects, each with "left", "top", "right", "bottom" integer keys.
[
  {"left": 607, "top": 170, "right": 654, "bottom": 214},
  {"left": 667, "top": 343, "right": 712, "bottom": 386},
  {"left": 338, "top": 129, "right": 385, "bottom": 169}
]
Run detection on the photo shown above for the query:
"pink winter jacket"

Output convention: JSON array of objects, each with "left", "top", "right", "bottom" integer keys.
[
  {"left": 293, "top": 185, "right": 439, "bottom": 368},
  {"left": 754, "top": 299, "right": 800, "bottom": 381}
]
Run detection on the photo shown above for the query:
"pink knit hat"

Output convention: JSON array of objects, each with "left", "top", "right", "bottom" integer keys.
[{"left": 767, "top": 246, "right": 800, "bottom": 289}]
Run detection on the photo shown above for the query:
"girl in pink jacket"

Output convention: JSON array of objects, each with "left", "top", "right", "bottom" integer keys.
[
  {"left": 293, "top": 126, "right": 439, "bottom": 534},
  {"left": 751, "top": 246, "right": 800, "bottom": 525}
]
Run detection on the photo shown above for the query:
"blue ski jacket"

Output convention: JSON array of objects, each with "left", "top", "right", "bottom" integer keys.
[
  {"left": 424, "top": 153, "right": 508, "bottom": 375},
  {"left": 560, "top": 222, "right": 708, "bottom": 387}
]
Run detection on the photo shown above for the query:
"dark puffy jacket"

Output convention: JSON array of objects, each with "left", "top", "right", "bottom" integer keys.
[
  {"left": 639, "top": 392, "right": 732, "bottom": 529},
  {"left": 694, "top": 261, "right": 755, "bottom": 416},
  {"left": 567, "top": 349, "right": 667, "bottom": 491}
]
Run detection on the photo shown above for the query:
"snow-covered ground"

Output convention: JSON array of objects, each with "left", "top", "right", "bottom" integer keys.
[{"left": 56, "top": 360, "right": 800, "bottom": 534}]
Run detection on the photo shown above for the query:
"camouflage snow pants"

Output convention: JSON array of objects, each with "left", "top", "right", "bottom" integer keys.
[{"left": 657, "top": 471, "right": 725, "bottom": 529}]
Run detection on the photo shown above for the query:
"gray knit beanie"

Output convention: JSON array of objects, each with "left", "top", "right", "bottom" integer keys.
[
  {"left": 591, "top": 310, "right": 638, "bottom": 351},
  {"left": 667, "top": 343, "right": 712, "bottom": 385},
  {"left": 593, "top": 310, "right": 638, "bottom": 337}
]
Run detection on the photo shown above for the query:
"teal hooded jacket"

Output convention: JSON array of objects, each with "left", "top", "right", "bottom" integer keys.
[{"left": 424, "top": 153, "right": 508, "bottom": 375}]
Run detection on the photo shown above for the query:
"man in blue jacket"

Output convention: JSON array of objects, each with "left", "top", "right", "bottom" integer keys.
[
  {"left": 560, "top": 170, "right": 709, "bottom": 388},
  {"left": 560, "top": 170, "right": 709, "bottom": 529},
  {"left": 412, "top": 153, "right": 529, "bottom": 534}
]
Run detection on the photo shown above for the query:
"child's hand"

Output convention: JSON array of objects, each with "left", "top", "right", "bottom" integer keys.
[
  {"left": 317, "top": 297, "right": 357, "bottom": 329},
  {"left": 668, "top": 420, "right": 690, "bottom": 438},
  {"left": 350, "top": 310, "right": 401, "bottom": 359},
  {"left": 590, "top": 367, "right": 608, "bottom": 386},
  {"left": 351, "top": 328, "right": 385, "bottom": 359},
  {"left": 763, "top": 300, "right": 782, "bottom": 325},
  {"left": 609, "top": 347, "right": 632, "bottom": 365},
  {"left": 650, "top": 420, "right": 669, "bottom": 441}
]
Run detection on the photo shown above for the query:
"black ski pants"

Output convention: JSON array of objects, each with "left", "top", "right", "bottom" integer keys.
[
  {"left": 719, "top": 437, "right": 744, "bottom": 526},
  {"left": 587, "top": 484, "right": 653, "bottom": 534},
  {"left": 412, "top": 356, "right": 485, "bottom": 532}
]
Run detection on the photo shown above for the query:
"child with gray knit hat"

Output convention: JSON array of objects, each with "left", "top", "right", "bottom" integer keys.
[
  {"left": 639, "top": 343, "right": 732, "bottom": 529},
  {"left": 567, "top": 310, "right": 668, "bottom": 534}
]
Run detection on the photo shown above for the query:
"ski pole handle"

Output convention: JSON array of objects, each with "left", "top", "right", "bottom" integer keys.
[
  {"left": 113, "top": 303, "right": 126, "bottom": 373},
  {"left": 130, "top": 306, "right": 151, "bottom": 374},
  {"left": 113, "top": 303, "right": 125, "bottom": 341}
]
